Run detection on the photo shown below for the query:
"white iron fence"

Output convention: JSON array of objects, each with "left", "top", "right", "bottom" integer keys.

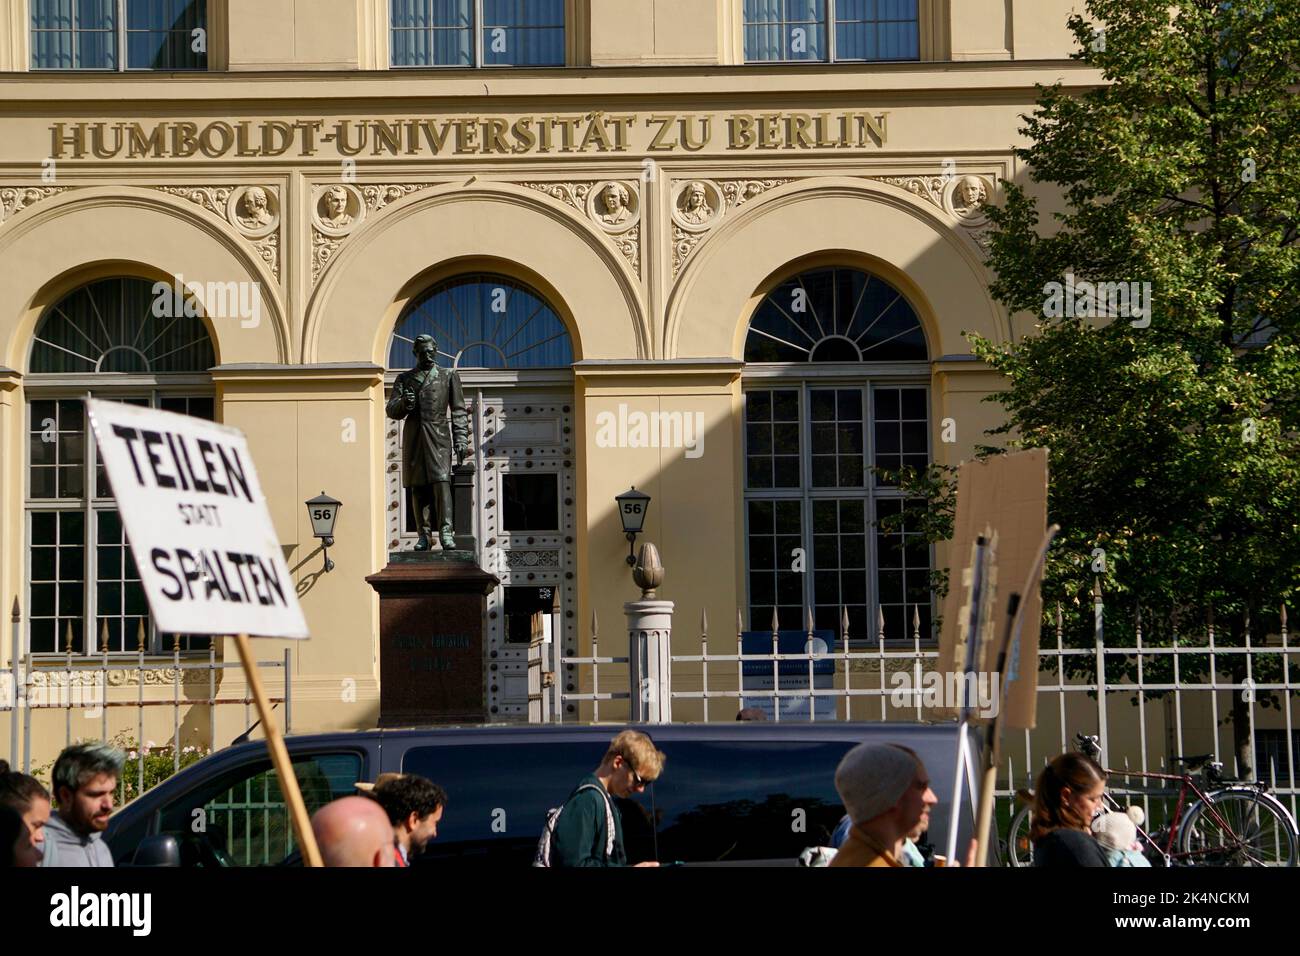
[
  {"left": 2, "top": 630, "right": 291, "bottom": 795},
  {"left": 528, "top": 585, "right": 1300, "bottom": 854}
]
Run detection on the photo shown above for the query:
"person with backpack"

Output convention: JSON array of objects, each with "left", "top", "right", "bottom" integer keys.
[{"left": 537, "top": 729, "right": 665, "bottom": 867}]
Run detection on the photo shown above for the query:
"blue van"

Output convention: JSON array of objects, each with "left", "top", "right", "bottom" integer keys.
[{"left": 104, "top": 722, "right": 974, "bottom": 866}]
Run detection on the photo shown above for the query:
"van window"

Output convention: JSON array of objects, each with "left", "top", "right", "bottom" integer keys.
[
  {"left": 403, "top": 741, "right": 656, "bottom": 865},
  {"left": 153, "top": 752, "right": 363, "bottom": 866},
  {"left": 651, "top": 740, "right": 850, "bottom": 863}
]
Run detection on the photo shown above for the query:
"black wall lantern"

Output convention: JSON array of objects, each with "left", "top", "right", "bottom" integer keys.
[
  {"left": 615, "top": 486, "right": 650, "bottom": 567},
  {"left": 305, "top": 491, "right": 342, "bottom": 573}
]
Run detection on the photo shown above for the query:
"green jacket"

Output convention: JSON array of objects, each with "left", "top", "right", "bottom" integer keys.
[{"left": 551, "top": 774, "right": 626, "bottom": 867}]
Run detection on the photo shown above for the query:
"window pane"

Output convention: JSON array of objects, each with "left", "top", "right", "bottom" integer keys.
[
  {"left": 748, "top": 499, "right": 804, "bottom": 631},
  {"left": 31, "top": 582, "right": 56, "bottom": 616},
  {"left": 874, "top": 498, "right": 931, "bottom": 641},
  {"left": 654, "top": 741, "right": 849, "bottom": 860},
  {"left": 400, "top": 742, "right": 656, "bottom": 865},
  {"left": 746, "top": 391, "right": 798, "bottom": 491},
  {"left": 502, "top": 473, "right": 558, "bottom": 531},
  {"left": 835, "top": 0, "right": 918, "bottom": 61},
  {"left": 58, "top": 465, "right": 84, "bottom": 499},
  {"left": 152, "top": 754, "right": 363, "bottom": 866},
  {"left": 744, "top": 0, "right": 827, "bottom": 62},
  {"left": 390, "top": 274, "right": 571, "bottom": 369},
  {"left": 58, "top": 582, "right": 84, "bottom": 616},
  {"left": 773, "top": 456, "right": 801, "bottom": 488},
  {"left": 811, "top": 456, "right": 836, "bottom": 486},
  {"left": 30, "top": 467, "right": 56, "bottom": 499},
  {"left": 124, "top": 0, "right": 207, "bottom": 69},
  {"left": 746, "top": 267, "right": 926, "bottom": 363},
  {"left": 29, "top": 432, "right": 56, "bottom": 466},
  {"left": 59, "top": 544, "right": 85, "bottom": 581},
  {"left": 29, "top": 278, "right": 215, "bottom": 373}
]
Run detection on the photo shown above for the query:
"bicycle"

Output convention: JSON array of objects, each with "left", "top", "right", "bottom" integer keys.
[{"left": 1006, "top": 734, "right": 1298, "bottom": 867}]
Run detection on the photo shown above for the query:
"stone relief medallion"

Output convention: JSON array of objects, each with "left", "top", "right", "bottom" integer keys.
[
  {"left": 311, "top": 183, "right": 366, "bottom": 236},
  {"left": 943, "top": 174, "right": 994, "bottom": 227},
  {"left": 671, "top": 179, "right": 724, "bottom": 232},
  {"left": 585, "top": 180, "right": 640, "bottom": 233},
  {"left": 226, "top": 184, "right": 280, "bottom": 238}
]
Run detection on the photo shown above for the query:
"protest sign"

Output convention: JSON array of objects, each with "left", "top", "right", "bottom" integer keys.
[
  {"left": 86, "top": 399, "right": 308, "bottom": 639},
  {"left": 87, "top": 400, "right": 321, "bottom": 866}
]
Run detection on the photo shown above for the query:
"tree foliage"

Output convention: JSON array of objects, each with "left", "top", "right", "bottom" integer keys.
[{"left": 901, "top": 1, "right": 1300, "bottom": 769}]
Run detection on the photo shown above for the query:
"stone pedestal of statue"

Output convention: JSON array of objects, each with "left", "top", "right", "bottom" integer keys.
[{"left": 366, "top": 551, "right": 498, "bottom": 727}]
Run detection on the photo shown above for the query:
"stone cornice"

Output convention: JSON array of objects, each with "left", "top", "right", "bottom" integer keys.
[
  {"left": 574, "top": 357, "right": 743, "bottom": 389},
  {"left": 0, "top": 62, "right": 1105, "bottom": 106},
  {"left": 211, "top": 362, "right": 385, "bottom": 388}
]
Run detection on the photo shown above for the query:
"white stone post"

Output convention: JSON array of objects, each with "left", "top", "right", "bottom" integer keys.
[{"left": 626, "top": 543, "right": 673, "bottom": 722}]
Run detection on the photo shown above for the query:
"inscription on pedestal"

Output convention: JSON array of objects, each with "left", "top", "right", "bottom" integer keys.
[{"left": 366, "top": 556, "right": 498, "bottom": 726}]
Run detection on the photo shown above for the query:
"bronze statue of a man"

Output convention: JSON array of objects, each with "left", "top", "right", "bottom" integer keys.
[{"left": 386, "top": 335, "right": 469, "bottom": 551}]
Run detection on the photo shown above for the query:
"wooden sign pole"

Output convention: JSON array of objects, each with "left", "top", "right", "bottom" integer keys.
[
  {"left": 234, "top": 633, "right": 323, "bottom": 868},
  {"left": 946, "top": 535, "right": 991, "bottom": 864},
  {"left": 971, "top": 524, "right": 1059, "bottom": 866}
]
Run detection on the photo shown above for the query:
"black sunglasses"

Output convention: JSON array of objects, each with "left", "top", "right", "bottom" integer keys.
[{"left": 621, "top": 754, "right": 647, "bottom": 788}]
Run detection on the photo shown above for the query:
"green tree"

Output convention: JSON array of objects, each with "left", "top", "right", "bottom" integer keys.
[{"left": 940, "top": 0, "right": 1300, "bottom": 775}]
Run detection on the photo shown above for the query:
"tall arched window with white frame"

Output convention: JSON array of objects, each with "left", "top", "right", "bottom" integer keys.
[
  {"left": 742, "top": 264, "right": 932, "bottom": 644},
  {"left": 25, "top": 276, "right": 216, "bottom": 657}
]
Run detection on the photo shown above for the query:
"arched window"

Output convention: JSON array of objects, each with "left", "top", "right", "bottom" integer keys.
[
  {"left": 389, "top": 274, "right": 572, "bottom": 370},
  {"left": 26, "top": 277, "right": 215, "bottom": 657},
  {"left": 742, "top": 266, "right": 932, "bottom": 646},
  {"left": 30, "top": 277, "right": 215, "bottom": 373},
  {"left": 745, "top": 265, "right": 927, "bottom": 363}
]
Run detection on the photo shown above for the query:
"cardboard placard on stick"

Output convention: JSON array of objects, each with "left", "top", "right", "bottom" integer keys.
[
  {"left": 87, "top": 399, "right": 322, "bottom": 867},
  {"left": 937, "top": 449, "right": 1049, "bottom": 730}
]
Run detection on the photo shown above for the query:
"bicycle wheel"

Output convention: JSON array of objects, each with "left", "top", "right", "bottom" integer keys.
[
  {"left": 1176, "top": 788, "right": 1298, "bottom": 867},
  {"left": 1008, "top": 804, "right": 1035, "bottom": 867}
]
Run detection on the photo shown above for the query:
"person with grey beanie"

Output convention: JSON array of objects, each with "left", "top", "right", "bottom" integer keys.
[{"left": 829, "top": 743, "right": 978, "bottom": 867}]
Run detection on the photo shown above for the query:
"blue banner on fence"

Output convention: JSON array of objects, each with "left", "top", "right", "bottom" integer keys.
[{"left": 740, "top": 629, "right": 836, "bottom": 720}]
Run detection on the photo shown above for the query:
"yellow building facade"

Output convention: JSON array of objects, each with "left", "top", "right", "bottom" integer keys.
[{"left": 1, "top": 0, "right": 1115, "bottom": 768}]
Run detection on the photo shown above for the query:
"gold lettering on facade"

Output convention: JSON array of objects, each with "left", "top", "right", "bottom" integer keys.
[
  {"left": 372, "top": 120, "right": 403, "bottom": 156},
  {"left": 47, "top": 112, "right": 890, "bottom": 160},
  {"left": 678, "top": 116, "right": 710, "bottom": 152},
  {"left": 50, "top": 122, "right": 87, "bottom": 159},
  {"left": 171, "top": 122, "right": 199, "bottom": 158},
  {"left": 127, "top": 123, "right": 167, "bottom": 158},
  {"left": 647, "top": 114, "right": 677, "bottom": 152},
  {"left": 483, "top": 118, "right": 512, "bottom": 153},
  {"left": 261, "top": 121, "right": 296, "bottom": 157},
  {"left": 728, "top": 114, "right": 756, "bottom": 149}
]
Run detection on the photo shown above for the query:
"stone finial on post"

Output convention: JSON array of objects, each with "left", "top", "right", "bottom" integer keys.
[{"left": 626, "top": 543, "right": 673, "bottom": 723}]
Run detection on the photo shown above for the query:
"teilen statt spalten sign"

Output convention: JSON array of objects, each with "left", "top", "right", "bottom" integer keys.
[{"left": 86, "top": 399, "right": 322, "bottom": 866}]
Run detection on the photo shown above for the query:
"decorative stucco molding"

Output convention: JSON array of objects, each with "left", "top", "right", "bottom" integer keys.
[
  {"left": 311, "top": 182, "right": 439, "bottom": 285},
  {"left": 158, "top": 184, "right": 282, "bottom": 279},
  {"left": 29, "top": 666, "right": 212, "bottom": 687},
  {"left": 0, "top": 185, "right": 72, "bottom": 224},
  {"left": 671, "top": 178, "right": 795, "bottom": 277},
  {"left": 523, "top": 180, "right": 641, "bottom": 277}
]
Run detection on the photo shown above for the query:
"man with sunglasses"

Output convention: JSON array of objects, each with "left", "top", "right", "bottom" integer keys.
[{"left": 550, "top": 729, "right": 665, "bottom": 867}]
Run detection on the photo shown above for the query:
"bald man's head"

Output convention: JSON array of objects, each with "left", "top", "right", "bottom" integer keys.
[{"left": 311, "top": 796, "right": 395, "bottom": 867}]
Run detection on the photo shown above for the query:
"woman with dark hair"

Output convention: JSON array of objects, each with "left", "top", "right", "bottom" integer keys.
[
  {"left": 1031, "top": 752, "right": 1110, "bottom": 867},
  {"left": 1, "top": 804, "right": 41, "bottom": 866}
]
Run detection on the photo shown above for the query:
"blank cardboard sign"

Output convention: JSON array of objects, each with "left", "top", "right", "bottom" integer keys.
[{"left": 937, "top": 449, "right": 1048, "bottom": 730}]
